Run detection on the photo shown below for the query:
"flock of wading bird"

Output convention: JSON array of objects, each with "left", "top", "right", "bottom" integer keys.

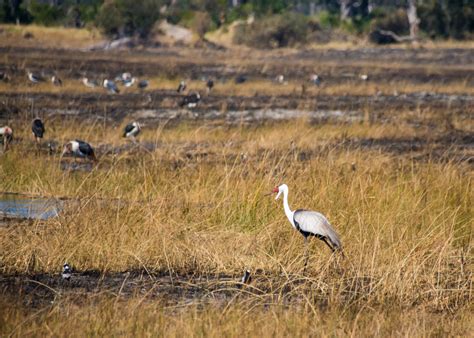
[{"left": 0, "top": 69, "right": 348, "bottom": 285}]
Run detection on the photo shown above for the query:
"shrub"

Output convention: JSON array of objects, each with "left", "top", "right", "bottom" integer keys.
[
  {"left": 96, "top": 0, "right": 163, "bottom": 38},
  {"left": 418, "top": 0, "right": 474, "bottom": 39},
  {"left": 95, "top": 1, "right": 124, "bottom": 37},
  {"left": 26, "top": 0, "right": 63, "bottom": 26},
  {"left": 234, "top": 13, "right": 309, "bottom": 49}
]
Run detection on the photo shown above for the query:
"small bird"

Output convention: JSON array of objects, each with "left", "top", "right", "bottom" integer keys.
[
  {"left": 82, "top": 77, "right": 98, "bottom": 88},
  {"left": 360, "top": 74, "right": 369, "bottom": 81},
  {"left": 32, "top": 118, "right": 45, "bottom": 144},
  {"left": 180, "top": 92, "right": 200, "bottom": 108},
  {"left": 103, "top": 79, "right": 119, "bottom": 94},
  {"left": 241, "top": 269, "right": 252, "bottom": 284},
  {"left": 275, "top": 74, "right": 285, "bottom": 84},
  {"left": 0, "top": 126, "right": 13, "bottom": 152},
  {"left": 206, "top": 79, "right": 214, "bottom": 93},
  {"left": 137, "top": 79, "right": 149, "bottom": 90},
  {"left": 310, "top": 74, "right": 321, "bottom": 86},
  {"left": 123, "top": 77, "right": 136, "bottom": 87},
  {"left": 61, "top": 140, "right": 97, "bottom": 162},
  {"left": 27, "top": 71, "right": 43, "bottom": 84},
  {"left": 51, "top": 75, "right": 62, "bottom": 86},
  {"left": 0, "top": 72, "right": 10, "bottom": 82},
  {"left": 123, "top": 121, "right": 141, "bottom": 142},
  {"left": 121, "top": 72, "right": 132, "bottom": 82},
  {"left": 62, "top": 263, "right": 72, "bottom": 280},
  {"left": 271, "top": 184, "right": 343, "bottom": 270},
  {"left": 177, "top": 80, "right": 187, "bottom": 93},
  {"left": 235, "top": 74, "right": 247, "bottom": 84}
]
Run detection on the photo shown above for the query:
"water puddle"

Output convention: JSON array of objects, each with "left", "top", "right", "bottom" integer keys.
[{"left": 0, "top": 193, "right": 61, "bottom": 220}]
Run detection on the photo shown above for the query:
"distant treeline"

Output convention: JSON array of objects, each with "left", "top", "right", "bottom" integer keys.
[{"left": 0, "top": 0, "right": 473, "bottom": 45}]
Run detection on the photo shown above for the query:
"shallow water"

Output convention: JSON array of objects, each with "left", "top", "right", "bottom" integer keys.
[{"left": 0, "top": 194, "right": 61, "bottom": 220}]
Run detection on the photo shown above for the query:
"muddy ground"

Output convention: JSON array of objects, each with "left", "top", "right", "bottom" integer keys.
[{"left": 0, "top": 46, "right": 473, "bottom": 127}]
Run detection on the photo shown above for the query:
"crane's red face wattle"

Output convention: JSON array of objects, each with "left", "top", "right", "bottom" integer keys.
[{"left": 272, "top": 186, "right": 279, "bottom": 193}]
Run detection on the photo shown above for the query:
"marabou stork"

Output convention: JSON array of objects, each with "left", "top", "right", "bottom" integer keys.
[
  {"left": 32, "top": 118, "right": 45, "bottom": 144},
  {"left": 0, "top": 126, "right": 13, "bottom": 152},
  {"left": 177, "top": 80, "right": 187, "bottom": 93},
  {"left": 61, "top": 140, "right": 97, "bottom": 162},
  {"left": 62, "top": 263, "right": 72, "bottom": 280},
  {"left": 123, "top": 122, "right": 141, "bottom": 142},
  {"left": 180, "top": 92, "right": 200, "bottom": 108},
  {"left": 272, "top": 184, "right": 343, "bottom": 269}
]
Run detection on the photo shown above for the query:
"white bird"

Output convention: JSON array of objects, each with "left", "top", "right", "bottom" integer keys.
[
  {"left": 82, "top": 77, "right": 98, "bottom": 88},
  {"left": 61, "top": 140, "right": 97, "bottom": 162},
  {"left": 103, "top": 79, "right": 119, "bottom": 94},
  {"left": 123, "top": 121, "right": 141, "bottom": 142},
  {"left": 121, "top": 72, "right": 132, "bottom": 82},
  {"left": 0, "top": 126, "right": 13, "bottom": 152},
  {"left": 27, "top": 71, "right": 43, "bottom": 84},
  {"left": 272, "top": 184, "right": 343, "bottom": 269},
  {"left": 62, "top": 263, "right": 72, "bottom": 280},
  {"left": 275, "top": 74, "right": 285, "bottom": 84},
  {"left": 360, "top": 74, "right": 369, "bottom": 81}
]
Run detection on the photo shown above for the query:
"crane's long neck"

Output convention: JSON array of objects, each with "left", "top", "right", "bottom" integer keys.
[{"left": 282, "top": 188, "right": 295, "bottom": 229}]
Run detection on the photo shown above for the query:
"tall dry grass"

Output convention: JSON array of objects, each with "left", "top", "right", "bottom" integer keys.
[{"left": 0, "top": 119, "right": 472, "bottom": 336}]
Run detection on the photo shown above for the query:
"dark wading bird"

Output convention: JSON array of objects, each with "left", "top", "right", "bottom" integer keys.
[
  {"left": 206, "top": 79, "right": 214, "bottom": 93},
  {"left": 138, "top": 79, "right": 149, "bottom": 90},
  {"left": 123, "top": 121, "right": 141, "bottom": 142},
  {"left": 235, "top": 74, "right": 247, "bottom": 84},
  {"left": 180, "top": 92, "right": 200, "bottom": 108},
  {"left": 62, "top": 263, "right": 72, "bottom": 280},
  {"left": 32, "top": 118, "right": 45, "bottom": 144},
  {"left": 272, "top": 184, "right": 343, "bottom": 270},
  {"left": 61, "top": 140, "right": 97, "bottom": 162},
  {"left": 177, "top": 80, "right": 187, "bottom": 93},
  {"left": 0, "top": 126, "right": 13, "bottom": 152}
]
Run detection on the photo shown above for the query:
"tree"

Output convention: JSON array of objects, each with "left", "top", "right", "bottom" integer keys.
[{"left": 407, "top": 0, "right": 419, "bottom": 40}]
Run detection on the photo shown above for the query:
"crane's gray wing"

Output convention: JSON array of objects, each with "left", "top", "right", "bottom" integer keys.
[{"left": 293, "top": 210, "right": 342, "bottom": 249}]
